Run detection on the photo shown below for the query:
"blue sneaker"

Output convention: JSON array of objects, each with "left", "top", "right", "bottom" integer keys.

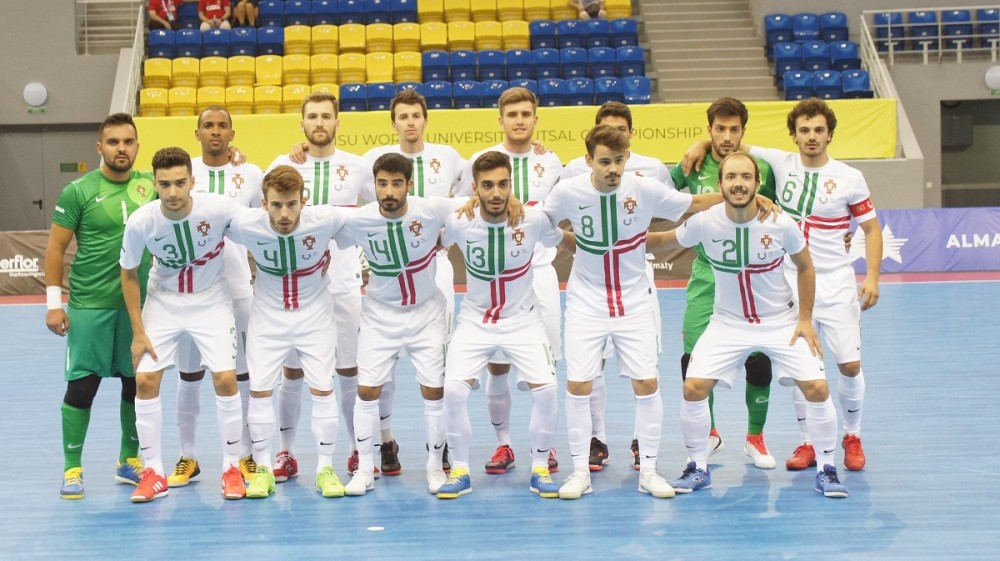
[
  {"left": 115, "top": 457, "right": 144, "bottom": 485},
  {"left": 671, "top": 461, "right": 711, "bottom": 494},
  {"left": 61, "top": 467, "right": 84, "bottom": 500},
  {"left": 436, "top": 468, "right": 472, "bottom": 499},
  {"left": 815, "top": 464, "right": 848, "bottom": 498},
  {"left": 529, "top": 467, "right": 559, "bottom": 498}
]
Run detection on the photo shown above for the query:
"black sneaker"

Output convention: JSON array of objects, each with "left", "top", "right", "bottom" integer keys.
[
  {"left": 588, "top": 437, "right": 609, "bottom": 472},
  {"left": 381, "top": 440, "right": 402, "bottom": 476},
  {"left": 631, "top": 438, "right": 640, "bottom": 471}
]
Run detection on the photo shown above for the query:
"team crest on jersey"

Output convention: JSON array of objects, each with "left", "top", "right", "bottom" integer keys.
[
  {"left": 336, "top": 165, "right": 349, "bottom": 181},
  {"left": 511, "top": 228, "right": 525, "bottom": 246},
  {"left": 232, "top": 174, "right": 244, "bottom": 190},
  {"left": 136, "top": 185, "right": 147, "bottom": 197},
  {"left": 197, "top": 221, "right": 211, "bottom": 236},
  {"left": 823, "top": 179, "right": 838, "bottom": 194},
  {"left": 534, "top": 163, "right": 545, "bottom": 178},
  {"left": 303, "top": 235, "right": 317, "bottom": 250},
  {"left": 409, "top": 220, "right": 423, "bottom": 237},
  {"left": 430, "top": 158, "right": 441, "bottom": 173},
  {"left": 760, "top": 234, "right": 773, "bottom": 249},
  {"left": 623, "top": 196, "right": 638, "bottom": 215}
]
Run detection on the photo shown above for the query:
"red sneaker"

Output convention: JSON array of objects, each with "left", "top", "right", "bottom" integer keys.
[
  {"left": 221, "top": 465, "right": 246, "bottom": 499},
  {"left": 785, "top": 443, "right": 817, "bottom": 471},
  {"left": 130, "top": 468, "right": 168, "bottom": 503},
  {"left": 273, "top": 451, "right": 299, "bottom": 482},
  {"left": 347, "top": 450, "right": 380, "bottom": 478},
  {"left": 547, "top": 448, "right": 559, "bottom": 473},
  {"left": 485, "top": 445, "right": 515, "bottom": 474},
  {"left": 842, "top": 434, "right": 866, "bottom": 471}
]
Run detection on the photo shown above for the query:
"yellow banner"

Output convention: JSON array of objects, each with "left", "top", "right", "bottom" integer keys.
[{"left": 134, "top": 99, "right": 896, "bottom": 171}]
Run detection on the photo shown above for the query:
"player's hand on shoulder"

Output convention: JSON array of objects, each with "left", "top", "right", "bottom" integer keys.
[
  {"left": 754, "top": 194, "right": 780, "bottom": 222},
  {"left": 506, "top": 196, "right": 524, "bottom": 228},
  {"left": 45, "top": 308, "right": 69, "bottom": 337},
  {"left": 289, "top": 142, "right": 309, "bottom": 164},
  {"left": 680, "top": 140, "right": 710, "bottom": 175},
  {"left": 228, "top": 145, "right": 247, "bottom": 166},
  {"left": 455, "top": 196, "right": 479, "bottom": 221},
  {"left": 531, "top": 140, "right": 549, "bottom": 155}
]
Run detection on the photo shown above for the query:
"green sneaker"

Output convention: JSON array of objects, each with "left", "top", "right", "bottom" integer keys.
[
  {"left": 316, "top": 466, "right": 345, "bottom": 498},
  {"left": 246, "top": 466, "right": 276, "bottom": 499}
]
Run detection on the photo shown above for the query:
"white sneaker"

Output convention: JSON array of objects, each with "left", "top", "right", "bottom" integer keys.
[
  {"left": 344, "top": 470, "right": 375, "bottom": 496},
  {"left": 743, "top": 435, "right": 777, "bottom": 470},
  {"left": 638, "top": 469, "right": 675, "bottom": 498},
  {"left": 427, "top": 468, "right": 448, "bottom": 494},
  {"left": 708, "top": 430, "right": 725, "bottom": 457},
  {"left": 558, "top": 471, "right": 592, "bottom": 500}
]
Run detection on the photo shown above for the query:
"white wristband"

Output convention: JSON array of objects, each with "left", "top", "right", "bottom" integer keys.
[{"left": 46, "top": 286, "right": 63, "bottom": 310}]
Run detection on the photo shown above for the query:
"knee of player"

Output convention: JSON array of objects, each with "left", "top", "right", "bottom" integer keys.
[
  {"left": 837, "top": 361, "right": 861, "bottom": 377},
  {"left": 797, "top": 380, "right": 830, "bottom": 402},
  {"left": 358, "top": 385, "right": 383, "bottom": 401},
  {"left": 682, "top": 378, "right": 712, "bottom": 401}
]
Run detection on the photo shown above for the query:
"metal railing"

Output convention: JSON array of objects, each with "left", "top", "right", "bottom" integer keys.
[
  {"left": 862, "top": 6, "right": 1000, "bottom": 65},
  {"left": 76, "top": 0, "right": 144, "bottom": 55}
]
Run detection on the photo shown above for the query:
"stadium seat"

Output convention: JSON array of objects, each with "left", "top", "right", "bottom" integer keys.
[
  {"left": 594, "top": 76, "right": 624, "bottom": 103},
  {"left": 508, "top": 78, "right": 538, "bottom": 94},
  {"left": 424, "top": 81, "right": 453, "bottom": 109},
  {"left": 449, "top": 21, "right": 476, "bottom": 51},
  {"left": 282, "top": 54, "right": 310, "bottom": 85},
  {"left": 802, "top": 40, "right": 830, "bottom": 71},
  {"left": 171, "top": 57, "right": 200, "bottom": 88},
  {"left": 538, "top": 78, "right": 566, "bottom": 106},
  {"left": 476, "top": 21, "right": 503, "bottom": 51},
  {"left": 505, "top": 49, "right": 532, "bottom": 79},
  {"left": 368, "top": 82, "right": 395, "bottom": 110},
  {"left": 523, "top": 0, "right": 550, "bottom": 21},
  {"left": 873, "top": 12, "right": 904, "bottom": 52},
  {"left": 560, "top": 48, "right": 588, "bottom": 78},
  {"left": 175, "top": 29, "right": 202, "bottom": 58},
  {"left": 417, "top": 0, "right": 444, "bottom": 23},
  {"left": 148, "top": 29, "right": 175, "bottom": 59},
  {"left": 282, "top": 84, "right": 310, "bottom": 112},
  {"left": 444, "top": 0, "right": 472, "bottom": 22},
  {"left": 502, "top": 20, "right": 531, "bottom": 50},
  {"left": 482, "top": 79, "right": 509, "bottom": 107},
  {"left": 792, "top": 13, "right": 821, "bottom": 42},
  {"left": 550, "top": 0, "right": 575, "bottom": 21},
  {"left": 585, "top": 19, "right": 612, "bottom": 48},
  {"left": 557, "top": 20, "right": 585, "bottom": 49},
  {"left": 225, "top": 85, "right": 254, "bottom": 115},
  {"left": 813, "top": 70, "right": 842, "bottom": 99},
  {"left": 616, "top": 46, "right": 644, "bottom": 77},
  {"left": 449, "top": 50, "right": 477, "bottom": 81},
  {"left": 842, "top": 69, "right": 873, "bottom": 98},
  {"left": 311, "top": 83, "right": 340, "bottom": 96},
  {"left": 453, "top": 80, "right": 484, "bottom": 108},
  {"left": 311, "top": 53, "right": 339, "bottom": 83},
  {"left": 942, "top": 10, "right": 973, "bottom": 50},
  {"left": 829, "top": 41, "right": 861, "bottom": 71},
  {"left": 366, "top": 0, "right": 392, "bottom": 23},
  {"left": 391, "top": 0, "right": 419, "bottom": 23},
  {"left": 367, "top": 23, "right": 394, "bottom": 53},
  {"left": 623, "top": 76, "right": 650, "bottom": 104},
  {"left": 198, "top": 56, "right": 228, "bottom": 87},
  {"left": 422, "top": 51, "right": 450, "bottom": 81},
  {"left": 254, "top": 85, "right": 283, "bottom": 114},
  {"left": 782, "top": 71, "right": 813, "bottom": 100},
  {"left": 907, "top": 11, "right": 938, "bottom": 51},
  {"left": 529, "top": 20, "right": 557, "bottom": 49},
  {"left": 366, "top": 52, "right": 394, "bottom": 83},
  {"left": 531, "top": 48, "right": 560, "bottom": 79},
  {"left": 421, "top": 22, "right": 449, "bottom": 52},
  {"left": 394, "top": 51, "right": 422, "bottom": 82},
  {"left": 284, "top": 0, "right": 311, "bottom": 25},
  {"left": 605, "top": 0, "right": 631, "bottom": 19},
  {"left": 396, "top": 81, "right": 424, "bottom": 95},
  {"left": 339, "top": 53, "right": 367, "bottom": 83},
  {"left": 339, "top": 23, "right": 367, "bottom": 53},
  {"left": 339, "top": 0, "right": 365, "bottom": 24},
  {"left": 478, "top": 50, "right": 506, "bottom": 80},
  {"left": 339, "top": 83, "right": 368, "bottom": 111},
  {"left": 312, "top": 0, "right": 338, "bottom": 25},
  {"left": 497, "top": 0, "right": 524, "bottom": 22},
  {"left": 178, "top": 1, "right": 200, "bottom": 29},
  {"left": 977, "top": 9, "right": 1000, "bottom": 48},
  {"left": 257, "top": 26, "right": 284, "bottom": 55},
  {"left": 772, "top": 42, "right": 802, "bottom": 84},
  {"left": 471, "top": 0, "right": 497, "bottom": 22},
  {"left": 311, "top": 25, "right": 339, "bottom": 54},
  {"left": 820, "top": 12, "right": 849, "bottom": 41},
  {"left": 144, "top": 58, "right": 172, "bottom": 89},
  {"left": 197, "top": 86, "right": 226, "bottom": 111},
  {"left": 139, "top": 88, "right": 168, "bottom": 117},
  {"left": 566, "top": 77, "right": 594, "bottom": 106},
  {"left": 588, "top": 47, "right": 616, "bottom": 78},
  {"left": 255, "top": 55, "right": 283, "bottom": 86},
  {"left": 227, "top": 55, "right": 255, "bottom": 86},
  {"left": 258, "top": 0, "right": 284, "bottom": 27},
  {"left": 393, "top": 22, "right": 421, "bottom": 52},
  {"left": 230, "top": 27, "right": 257, "bottom": 56},
  {"left": 611, "top": 18, "right": 638, "bottom": 47},
  {"left": 764, "top": 13, "right": 793, "bottom": 49},
  {"left": 284, "top": 25, "right": 311, "bottom": 55}
]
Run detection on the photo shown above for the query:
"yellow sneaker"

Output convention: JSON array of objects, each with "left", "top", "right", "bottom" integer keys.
[
  {"left": 315, "top": 466, "right": 345, "bottom": 498},
  {"left": 61, "top": 467, "right": 85, "bottom": 500},
  {"left": 246, "top": 466, "right": 275, "bottom": 499},
  {"left": 167, "top": 457, "right": 201, "bottom": 487},
  {"left": 239, "top": 455, "right": 257, "bottom": 484}
]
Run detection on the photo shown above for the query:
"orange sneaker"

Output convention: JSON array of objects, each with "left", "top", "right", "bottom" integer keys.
[
  {"left": 842, "top": 434, "right": 866, "bottom": 471},
  {"left": 221, "top": 465, "right": 246, "bottom": 499},
  {"left": 785, "top": 443, "right": 817, "bottom": 471},
  {"left": 485, "top": 445, "right": 515, "bottom": 474},
  {"left": 130, "top": 468, "right": 168, "bottom": 503}
]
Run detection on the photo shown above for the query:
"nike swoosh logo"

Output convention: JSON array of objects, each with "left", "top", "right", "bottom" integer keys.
[
  {"left": 367, "top": 232, "right": 378, "bottom": 237},
  {"left": 644, "top": 455, "right": 656, "bottom": 459},
  {"left": 320, "top": 441, "right": 334, "bottom": 446},
  {"left": 140, "top": 446, "right": 152, "bottom": 451},
  {"left": 251, "top": 439, "right": 266, "bottom": 444},
  {"left": 379, "top": 414, "right": 391, "bottom": 420},
  {"left": 96, "top": 195, "right": 109, "bottom": 202},
  {"left": 847, "top": 408, "right": 860, "bottom": 413},
  {"left": 279, "top": 427, "right": 292, "bottom": 431},
  {"left": 578, "top": 205, "right": 592, "bottom": 210},
  {"left": 788, "top": 173, "right": 798, "bottom": 177},
  {"left": 466, "top": 240, "right": 481, "bottom": 245},
  {"left": 797, "top": 418, "right": 806, "bottom": 422},
  {"left": 258, "top": 241, "right": 271, "bottom": 245},
  {"left": 433, "top": 443, "right": 445, "bottom": 450},
  {"left": 67, "top": 443, "right": 82, "bottom": 450},
  {"left": 357, "top": 436, "right": 372, "bottom": 442},
  {"left": 154, "top": 235, "right": 169, "bottom": 242},
  {"left": 711, "top": 238, "right": 725, "bottom": 243},
  {"left": 490, "top": 421, "right": 503, "bottom": 427},
  {"left": 536, "top": 449, "right": 549, "bottom": 454},
  {"left": 822, "top": 448, "right": 835, "bottom": 454},
  {"left": 755, "top": 397, "right": 769, "bottom": 404},
  {"left": 227, "top": 439, "right": 240, "bottom": 445},
  {"left": 698, "top": 175, "right": 713, "bottom": 182}
]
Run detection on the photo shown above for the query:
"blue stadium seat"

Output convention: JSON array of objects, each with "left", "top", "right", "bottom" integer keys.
[
  {"left": 231, "top": 27, "right": 257, "bottom": 56},
  {"left": 422, "top": 51, "right": 450, "bottom": 81},
  {"left": 482, "top": 79, "right": 509, "bottom": 108},
  {"left": 175, "top": 29, "right": 202, "bottom": 58},
  {"left": 424, "top": 81, "right": 453, "bottom": 109},
  {"left": 368, "top": 82, "right": 395, "bottom": 110},
  {"left": 585, "top": 19, "right": 611, "bottom": 48},
  {"left": 453, "top": 80, "right": 484, "bottom": 109},
  {"left": 801, "top": 40, "right": 830, "bottom": 71},
  {"left": 978, "top": 9, "right": 1000, "bottom": 47},
  {"left": 508, "top": 78, "right": 538, "bottom": 95},
  {"left": 616, "top": 46, "right": 644, "bottom": 77},
  {"left": 312, "top": 0, "right": 338, "bottom": 25},
  {"left": 340, "top": 83, "right": 368, "bottom": 111},
  {"left": 813, "top": 70, "right": 842, "bottom": 99},
  {"left": 907, "top": 11, "right": 938, "bottom": 51},
  {"left": 611, "top": 18, "right": 638, "bottom": 47},
  {"left": 538, "top": 78, "right": 567, "bottom": 106},
  {"left": 391, "top": 0, "right": 419, "bottom": 23},
  {"left": 531, "top": 48, "right": 560, "bottom": 79},
  {"left": 557, "top": 20, "right": 585, "bottom": 49},
  {"left": 284, "top": 0, "right": 311, "bottom": 26},
  {"left": 764, "top": 13, "right": 793, "bottom": 49},
  {"left": 257, "top": 26, "right": 284, "bottom": 55},
  {"left": 366, "top": 0, "right": 392, "bottom": 23},
  {"left": 560, "top": 48, "right": 588, "bottom": 78},
  {"left": 148, "top": 29, "right": 175, "bottom": 59},
  {"left": 622, "top": 76, "right": 650, "bottom": 104},
  {"left": 819, "top": 12, "right": 848, "bottom": 41},
  {"left": 506, "top": 50, "right": 532, "bottom": 79},
  {"left": 258, "top": 0, "right": 284, "bottom": 27},
  {"left": 595, "top": 76, "right": 624, "bottom": 103},
  {"left": 873, "top": 12, "right": 904, "bottom": 52},
  {"left": 178, "top": 1, "right": 200, "bottom": 29},
  {"left": 478, "top": 50, "right": 506, "bottom": 80},
  {"left": 395, "top": 82, "right": 424, "bottom": 95},
  {"left": 588, "top": 47, "right": 616, "bottom": 78},
  {"left": 202, "top": 28, "right": 230, "bottom": 57},
  {"left": 942, "top": 10, "right": 973, "bottom": 49},
  {"left": 566, "top": 77, "right": 594, "bottom": 106},
  {"left": 529, "top": 20, "right": 557, "bottom": 49},
  {"left": 792, "top": 13, "right": 821, "bottom": 42},
  {"left": 783, "top": 71, "right": 814, "bottom": 100},
  {"left": 829, "top": 41, "right": 861, "bottom": 70},
  {"left": 772, "top": 42, "right": 802, "bottom": 85},
  {"left": 842, "top": 69, "right": 873, "bottom": 98},
  {"left": 340, "top": 0, "right": 366, "bottom": 24},
  {"left": 450, "top": 50, "right": 478, "bottom": 81}
]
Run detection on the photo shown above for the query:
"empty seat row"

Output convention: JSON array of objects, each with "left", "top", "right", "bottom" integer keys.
[
  {"left": 772, "top": 41, "right": 861, "bottom": 81},
  {"left": 139, "top": 83, "right": 338, "bottom": 116},
  {"left": 255, "top": 0, "right": 417, "bottom": 26},
  {"left": 782, "top": 70, "right": 873, "bottom": 101},
  {"left": 422, "top": 48, "right": 644, "bottom": 82},
  {"left": 765, "top": 12, "right": 850, "bottom": 48},
  {"left": 873, "top": 9, "right": 1000, "bottom": 52},
  {"left": 529, "top": 18, "right": 638, "bottom": 49}
]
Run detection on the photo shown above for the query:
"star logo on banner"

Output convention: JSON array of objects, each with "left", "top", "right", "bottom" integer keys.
[{"left": 849, "top": 224, "right": 908, "bottom": 264}]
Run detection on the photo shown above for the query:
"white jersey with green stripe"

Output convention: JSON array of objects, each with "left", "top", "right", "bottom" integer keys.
[
  {"left": 749, "top": 147, "right": 877, "bottom": 272},
  {"left": 120, "top": 193, "right": 237, "bottom": 293},
  {"left": 363, "top": 143, "right": 466, "bottom": 198},
  {"left": 675, "top": 205, "right": 806, "bottom": 324},
  {"left": 444, "top": 207, "right": 564, "bottom": 324},
  {"left": 559, "top": 151, "right": 673, "bottom": 185},
  {"left": 337, "top": 197, "right": 462, "bottom": 308},
  {"left": 226, "top": 205, "right": 348, "bottom": 311},
  {"left": 542, "top": 173, "right": 692, "bottom": 318}
]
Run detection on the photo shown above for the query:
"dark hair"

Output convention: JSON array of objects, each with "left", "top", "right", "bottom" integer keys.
[
  {"left": 472, "top": 151, "right": 512, "bottom": 182},
  {"left": 706, "top": 97, "right": 748, "bottom": 128},
  {"left": 99, "top": 112, "right": 137, "bottom": 138},
  {"left": 197, "top": 106, "right": 233, "bottom": 127},
  {"left": 585, "top": 4, "right": 601, "bottom": 18},
  {"left": 595, "top": 101, "right": 632, "bottom": 130},
  {"left": 263, "top": 165, "right": 305, "bottom": 197},
  {"left": 718, "top": 152, "right": 760, "bottom": 184},
  {"left": 301, "top": 92, "right": 340, "bottom": 117},
  {"left": 787, "top": 97, "right": 837, "bottom": 136},
  {"left": 585, "top": 123, "right": 629, "bottom": 157},
  {"left": 151, "top": 146, "right": 192, "bottom": 173},
  {"left": 390, "top": 89, "right": 428, "bottom": 121},
  {"left": 373, "top": 153, "right": 413, "bottom": 182}
]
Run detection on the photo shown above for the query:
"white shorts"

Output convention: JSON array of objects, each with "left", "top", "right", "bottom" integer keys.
[
  {"left": 446, "top": 306, "right": 556, "bottom": 390},
  {"left": 177, "top": 295, "right": 250, "bottom": 374},
  {"left": 436, "top": 250, "right": 456, "bottom": 335},
  {"left": 137, "top": 281, "right": 236, "bottom": 374},
  {"left": 603, "top": 259, "right": 661, "bottom": 359},
  {"left": 788, "top": 265, "right": 862, "bottom": 364},
  {"left": 248, "top": 292, "right": 337, "bottom": 392},
  {"left": 533, "top": 263, "right": 563, "bottom": 360},
  {"left": 687, "top": 313, "right": 825, "bottom": 388},
  {"left": 356, "top": 292, "right": 448, "bottom": 389},
  {"left": 333, "top": 287, "right": 361, "bottom": 369},
  {"left": 564, "top": 306, "right": 659, "bottom": 383}
]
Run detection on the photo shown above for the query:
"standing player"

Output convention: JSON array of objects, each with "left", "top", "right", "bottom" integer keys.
[
  {"left": 120, "top": 147, "right": 244, "bottom": 503},
  {"left": 455, "top": 87, "right": 563, "bottom": 474},
  {"left": 169, "top": 106, "right": 264, "bottom": 487},
  {"left": 45, "top": 113, "right": 156, "bottom": 499},
  {"left": 267, "top": 92, "right": 375, "bottom": 483},
  {"left": 228, "top": 165, "right": 350, "bottom": 499},
  {"left": 437, "top": 151, "right": 568, "bottom": 500},
  {"left": 660, "top": 152, "right": 848, "bottom": 498}
]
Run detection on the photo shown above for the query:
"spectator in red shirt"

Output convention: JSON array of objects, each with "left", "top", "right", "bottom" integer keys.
[
  {"left": 148, "top": 0, "right": 180, "bottom": 31},
  {"left": 199, "top": 0, "right": 232, "bottom": 31}
]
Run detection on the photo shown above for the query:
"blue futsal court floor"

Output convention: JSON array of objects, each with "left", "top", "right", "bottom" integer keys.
[{"left": 1, "top": 280, "right": 998, "bottom": 560}]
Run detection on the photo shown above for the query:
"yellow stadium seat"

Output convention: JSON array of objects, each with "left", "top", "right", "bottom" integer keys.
[
  {"left": 254, "top": 85, "right": 283, "bottom": 114},
  {"left": 312, "top": 24, "right": 340, "bottom": 55},
  {"left": 420, "top": 22, "right": 449, "bottom": 52},
  {"left": 394, "top": 51, "right": 422, "bottom": 82},
  {"left": 472, "top": 0, "right": 498, "bottom": 22},
  {"left": 199, "top": 56, "right": 228, "bottom": 87},
  {"left": 255, "top": 55, "right": 283, "bottom": 86},
  {"left": 284, "top": 24, "right": 312, "bottom": 55},
  {"left": 605, "top": 0, "right": 632, "bottom": 18},
  {"left": 197, "top": 86, "right": 226, "bottom": 112},
  {"left": 225, "top": 86, "right": 254, "bottom": 115},
  {"left": 393, "top": 22, "right": 421, "bottom": 52},
  {"left": 339, "top": 23, "right": 366, "bottom": 54},
  {"left": 475, "top": 21, "right": 503, "bottom": 50},
  {"left": 310, "top": 53, "right": 339, "bottom": 84},
  {"left": 139, "top": 88, "right": 168, "bottom": 117},
  {"left": 523, "top": 0, "right": 550, "bottom": 21},
  {"left": 497, "top": 0, "right": 524, "bottom": 21},
  {"left": 310, "top": 83, "right": 340, "bottom": 96},
  {"left": 338, "top": 53, "right": 367, "bottom": 83},
  {"left": 502, "top": 20, "right": 530, "bottom": 50},
  {"left": 282, "top": 84, "right": 310, "bottom": 113},
  {"left": 417, "top": 0, "right": 444, "bottom": 23},
  {"left": 227, "top": 56, "right": 255, "bottom": 86},
  {"left": 366, "top": 23, "right": 394, "bottom": 53},
  {"left": 550, "top": 0, "right": 575, "bottom": 20},
  {"left": 168, "top": 87, "right": 197, "bottom": 116},
  {"left": 282, "top": 54, "right": 311, "bottom": 85},
  {"left": 448, "top": 21, "right": 475, "bottom": 51},
  {"left": 171, "top": 57, "right": 200, "bottom": 88},
  {"left": 444, "top": 0, "right": 471, "bottom": 22},
  {"left": 366, "top": 52, "right": 393, "bottom": 83},
  {"left": 143, "top": 58, "right": 172, "bottom": 89}
]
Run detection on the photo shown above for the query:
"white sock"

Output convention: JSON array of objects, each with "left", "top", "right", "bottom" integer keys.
[
  {"left": 589, "top": 374, "right": 608, "bottom": 442},
  {"left": 337, "top": 374, "right": 359, "bottom": 448},
  {"left": 311, "top": 393, "right": 340, "bottom": 473},
  {"left": 792, "top": 385, "right": 810, "bottom": 443},
  {"left": 176, "top": 378, "right": 201, "bottom": 459},
  {"left": 215, "top": 393, "right": 243, "bottom": 470},
  {"left": 486, "top": 371, "right": 512, "bottom": 446},
  {"left": 353, "top": 397, "right": 379, "bottom": 475},
  {"left": 277, "top": 376, "right": 303, "bottom": 455},
  {"left": 635, "top": 390, "right": 663, "bottom": 471},
  {"left": 237, "top": 376, "right": 252, "bottom": 457},
  {"left": 528, "top": 384, "right": 558, "bottom": 469},
  {"left": 443, "top": 379, "right": 472, "bottom": 471},
  {"left": 806, "top": 397, "right": 839, "bottom": 470},
  {"left": 564, "top": 392, "right": 592, "bottom": 473},
  {"left": 135, "top": 396, "right": 164, "bottom": 476},
  {"left": 379, "top": 375, "right": 396, "bottom": 443},
  {"left": 680, "top": 398, "right": 711, "bottom": 470},
  {"left": 247, "top": 396, "right": 275, "bottom": 470},
  {"left": 424, "top": 398, "right": 445, "bottom": 470},
  {"left": 838, "top": 371, "right": 865, "bottom": 435}
]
